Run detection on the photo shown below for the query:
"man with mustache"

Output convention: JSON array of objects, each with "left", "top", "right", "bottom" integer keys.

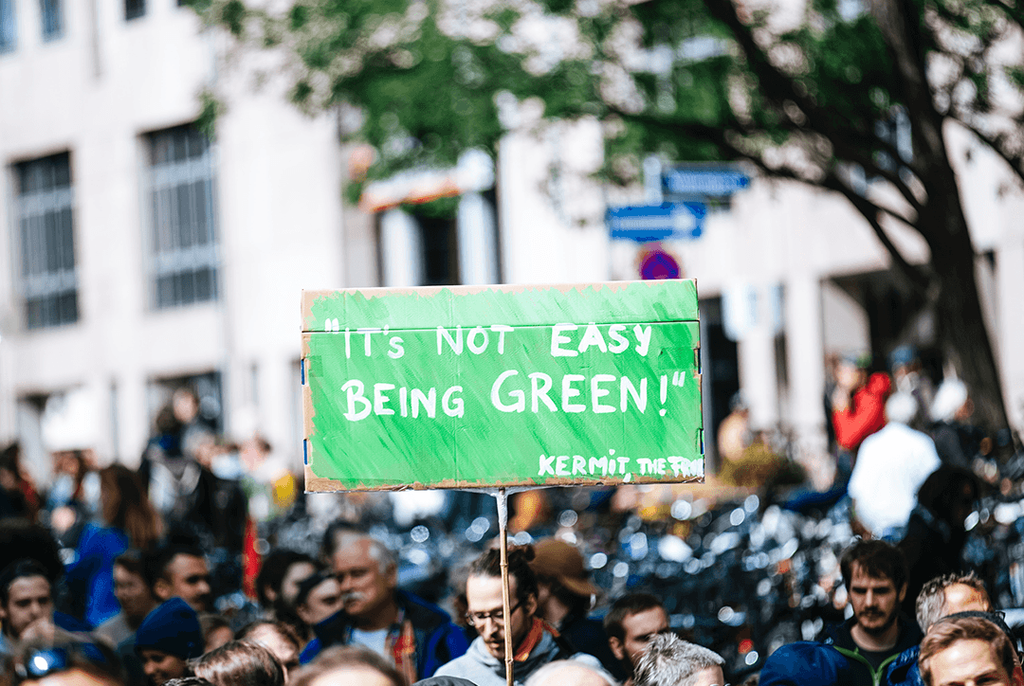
[
  {"left": 819, "top": 540, "right": 923, "bottom": 686},
  {"left": 299, "top": 531, "right": 467, "bottom": 684}
]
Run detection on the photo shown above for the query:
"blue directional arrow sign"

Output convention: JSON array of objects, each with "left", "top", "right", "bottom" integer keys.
[
  {"left": 607, "top": 202, "right": 707, "bottom": 242},
  {"left": 663, "top": 166, "right": 750, "bottom": 196}
]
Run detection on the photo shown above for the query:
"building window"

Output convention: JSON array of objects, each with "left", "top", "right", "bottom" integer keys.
[
  {"left": 0, "top": 0, "right": 16, "bottom": 53},
  {"left": 125, "top": 0, "right": 144, "bottom": 20},
  {"left": 145, "top": 124, "right": 218, "bottom": 309},
  {"left": 14, "top": 152, "right": 79, "bottom": 330},
  {"left": 39, "top": 0, "right": 62, "bottom": 41}
]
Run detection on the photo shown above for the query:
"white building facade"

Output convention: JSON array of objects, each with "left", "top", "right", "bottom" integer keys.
[
  {"left": 1, "top": 0, "right": 1021, "bottom": 486},
  {"left": 0, "top": 1, "right": 351, "bottom": 481}
]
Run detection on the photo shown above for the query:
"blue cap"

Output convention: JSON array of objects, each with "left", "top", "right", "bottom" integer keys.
[{"left": 134, "top": 597, "right": 203, "bottom": 660}]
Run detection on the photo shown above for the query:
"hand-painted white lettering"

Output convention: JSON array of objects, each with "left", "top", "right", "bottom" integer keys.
[
  {"left": 491, "top": 370, "right": 525, "bottom": 413},
  {"left": 550, "top": 324, "right": 579, "bottom": 357}
]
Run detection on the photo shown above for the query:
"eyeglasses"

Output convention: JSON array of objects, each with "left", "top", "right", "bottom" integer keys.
[
  {"left": 14, "top": 642, "right": 119, "bottom": 684},
  {"left": 465, "top": 600, "right": 523, "bottom": 627}
]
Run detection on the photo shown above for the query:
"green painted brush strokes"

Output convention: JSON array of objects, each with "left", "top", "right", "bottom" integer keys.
[{"left": 303, "top": 281, "right": 703, "bottom": 490}]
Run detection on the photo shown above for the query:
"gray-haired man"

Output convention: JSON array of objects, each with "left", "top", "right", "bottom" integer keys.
[
  {"left": 884, "top": 572, "right": 992, "bottom": 686},
  {"left": 634, "top": 633, "right": 725, "bottom": 686},
  {"left": 299, "top": 530, "right": 468, "bottom": 683}
]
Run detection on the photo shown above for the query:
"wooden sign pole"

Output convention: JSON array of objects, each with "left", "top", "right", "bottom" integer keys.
[{"left": 496, "top": 488, "right": 514, "bottom": 686}]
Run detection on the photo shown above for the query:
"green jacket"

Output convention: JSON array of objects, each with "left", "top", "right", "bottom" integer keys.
[{"left": 820, "top": 617, "right": 923, "bottom": 686}]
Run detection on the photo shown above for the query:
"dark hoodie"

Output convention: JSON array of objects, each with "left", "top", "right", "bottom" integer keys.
[{"left": 820, "top": 616, "right": 922, "bottom": 686}]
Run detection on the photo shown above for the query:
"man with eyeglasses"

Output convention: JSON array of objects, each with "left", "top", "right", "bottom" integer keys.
[
  {"left": 435, "top": 546, "right": 614, "bottom": 686},
  {"left": 299, "top": 531, "right": 467, "bottom": 683}
]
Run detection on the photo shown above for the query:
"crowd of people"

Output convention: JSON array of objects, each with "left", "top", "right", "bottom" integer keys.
[
  {"left": 0, "top": 343, "right": 1019, "bottom": 686},
  {"left": 1, "top": 525, "right": 1021, "bottom": 686}
]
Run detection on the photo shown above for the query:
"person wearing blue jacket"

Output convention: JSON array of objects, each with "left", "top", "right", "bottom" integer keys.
[
  {"left": 758, "top": 641, "right": 855, "bottom": 686},
  {"left": 65, "top": 465, "right": 162, "bottom": 628}
]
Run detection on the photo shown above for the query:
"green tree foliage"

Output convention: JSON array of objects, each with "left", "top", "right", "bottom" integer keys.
[{"left": 194, "top": 0, "right": 1024, "bottom": 430}]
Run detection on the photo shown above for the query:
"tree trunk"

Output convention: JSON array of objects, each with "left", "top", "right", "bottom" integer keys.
[
  {"left": 920, "top": 175, "right": 1010, "bottom": 432},
  {"left": 870, "top": 0, "right": 1010, "bottom": 432}
]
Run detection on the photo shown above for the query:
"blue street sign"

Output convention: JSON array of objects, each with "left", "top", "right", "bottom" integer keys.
[
  {"left": 663, "top": 166, "right": 750, "bottom": 196},
  {"left": 607, "top": 202, "right": 707, "bottom": 242}
]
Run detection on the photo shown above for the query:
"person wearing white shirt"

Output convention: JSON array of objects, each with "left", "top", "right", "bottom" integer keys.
[{"left": 849, "top": 392, "right": 941, "bottom": 539}]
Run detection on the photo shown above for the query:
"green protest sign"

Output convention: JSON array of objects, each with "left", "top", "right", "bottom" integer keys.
[{"left": 301, "top": 281, "right": 703, "bottom": 491}]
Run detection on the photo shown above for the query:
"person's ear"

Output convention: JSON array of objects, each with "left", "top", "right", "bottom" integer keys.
[
  {"left": 386, "top": 563, "right": 398, "bottom": 589},
  {"left": 153, "top": 578, "right": 172, "bottom": 602},
  {"left": 608, "top": 636, "right": 625, "bottom": 661},
  {"left": 524, "top": 592, "right": 538, "bottom": 618},
  {"left": 897, "top": 583, "right": 907, "bottom": 603}
]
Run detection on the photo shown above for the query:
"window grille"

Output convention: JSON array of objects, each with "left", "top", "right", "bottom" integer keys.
[
  {"left": 14, "top": 152, "right": 79, "bottom": 329},
  {"left": 145, "top": 124, "right": 219, "bottom": 309}
]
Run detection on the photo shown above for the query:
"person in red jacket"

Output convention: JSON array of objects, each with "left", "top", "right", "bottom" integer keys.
[{"left": 831, "top": 353, "right": 892, "bottom": 472}]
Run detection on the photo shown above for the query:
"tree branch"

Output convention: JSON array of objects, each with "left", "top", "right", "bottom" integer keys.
[
  {"left": 820, "top": 170, "right": 932, "bottom": 292},
  {"left": 698, "top": 0, "right": 930, "bottom": 192},
  {"left": 953, "top": 118, "right": 1024, "bottom": 189},
  {"left": 828, "top": 137, "right": 925, "bottom": 216}
]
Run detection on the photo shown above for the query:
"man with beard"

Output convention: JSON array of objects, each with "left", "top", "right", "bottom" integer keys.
[
  {"left": 299, "top": 531, "right": 467, "bottom": 683},
  {"left": 819, "top": 540, "right": 922, "bottom": 686}
]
